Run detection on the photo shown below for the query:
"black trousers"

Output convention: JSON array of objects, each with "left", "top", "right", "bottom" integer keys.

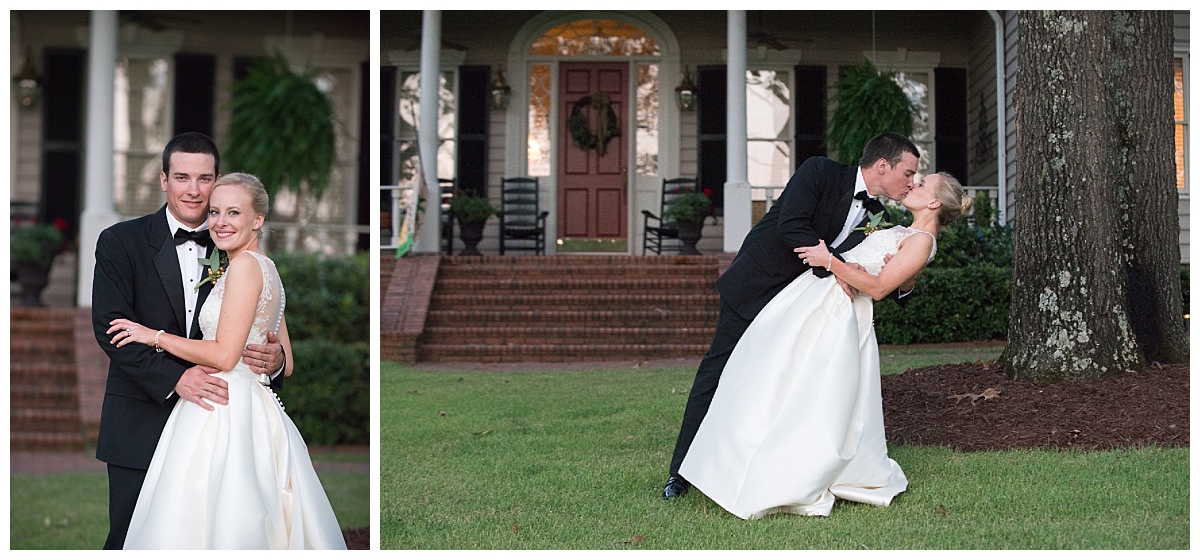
[
  {"left": 667, "top": 298, "right": 754, "bottom": 476},
  {"left": 104, "top": 463, "right": 147, "bottom": 550}
]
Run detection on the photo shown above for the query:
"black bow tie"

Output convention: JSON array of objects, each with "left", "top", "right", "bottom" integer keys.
[
  {"left": 173, "top": 228, "right": 211, "bottom": 246},
  {"left": 854, "top": 190, "right": 872, "bottom": 201}
]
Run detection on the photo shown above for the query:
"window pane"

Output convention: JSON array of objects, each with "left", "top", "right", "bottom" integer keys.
[
  {"left": 531, "top": 19, "right": 659, "bottom": 57},
  {"left": 747, "top": 140, "right": 792, "bottom": 187},
  {"left": 746, "top": 71, "right": 791, "bottom": 187},
  {"left": 746, "top": 70, "right": 790, "bottom": 140},
  {"left": 527, "top": 64, "right": 552, "bottom": 177},
  {"left": 636, "top": 63, "right": 659, "bottom": 176},
  {"left": 895, "top": 71, "right": 931, "bottom": 175},
  {"left": 395, "top": 70, "right": 456, "bottom": 183},
  {"left": 1175, "top": 57, "right": 1186, "bottom": 190},
  {"left": 113, "top": 56, "right": 171, "bottom": 217}
]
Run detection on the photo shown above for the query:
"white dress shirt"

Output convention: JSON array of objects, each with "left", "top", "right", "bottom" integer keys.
[
  {"left": 832, "top": 168, "right": 870, "bottom": 248},
  {"left": 165, "top": 210, "right": 209, "bottom": 336}
]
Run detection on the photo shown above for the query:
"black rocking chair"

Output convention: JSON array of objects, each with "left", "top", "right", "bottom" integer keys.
[
  {"left": 641, "top": 177, "right": 698, "bottom": 255},
  {"left": 498, "top": 177, "right": 549, "bottom": 255}
]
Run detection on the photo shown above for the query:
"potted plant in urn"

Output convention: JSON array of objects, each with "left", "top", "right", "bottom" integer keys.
[
  {"left": 448, "top": 193, "right": 497, "bottom": 256},
  {"left": 663, "top": 191, "right": 712, "bottom": 255},
  {"left": 10, "top": 220, "right": 66, "bottom": 306}
]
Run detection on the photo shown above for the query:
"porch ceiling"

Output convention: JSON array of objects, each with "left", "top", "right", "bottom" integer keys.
[{"left": 380, "top": 10, "right": 988, "bottom": 57}]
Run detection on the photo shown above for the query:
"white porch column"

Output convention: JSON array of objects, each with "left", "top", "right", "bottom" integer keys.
[
  {"left": 724, "top": 10, "right": 751, "bottom": 252},
  {"left": 415, "top": 10, "right": 443, "bottom": 253},
  {"left": 76, "top": 10, "right": 120, "bottom": 308}
]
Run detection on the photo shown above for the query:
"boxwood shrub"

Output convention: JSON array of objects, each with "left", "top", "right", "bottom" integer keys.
[{"left": 271, "top": 251, "right": 369, "bottom": 445}]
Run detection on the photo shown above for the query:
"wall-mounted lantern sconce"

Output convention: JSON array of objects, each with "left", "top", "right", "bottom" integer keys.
[
  {"left": 491, "top": 65, "right": 511, "bottom": 111},
  {"left": 14, "top": 47, "right": 41, "bottom": 110},
  {"left": 676, "top": 66, "right": 696, "bottom": 112}
]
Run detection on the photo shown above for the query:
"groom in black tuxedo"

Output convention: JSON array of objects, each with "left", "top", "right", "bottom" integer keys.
[
  {"left": 662, "top": 132, "right": 921, "bottom": 499},
  {"left": 92, "top": 132, "right": 287, "bottom": 548}
]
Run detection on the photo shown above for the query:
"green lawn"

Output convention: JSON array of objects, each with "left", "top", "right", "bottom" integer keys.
[
  {"left": 380, "top": 350, "right": 1189, "bottom": 550},
  {"left": 9, "top": 451, "right": 368, "bottom": 550}
]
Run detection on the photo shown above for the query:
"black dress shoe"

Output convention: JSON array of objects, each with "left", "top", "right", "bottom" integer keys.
[{"left": 662, "top": 475, "right": 691, "bottom": 499}]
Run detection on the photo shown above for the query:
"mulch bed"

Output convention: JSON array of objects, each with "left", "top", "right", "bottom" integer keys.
[
  {"left": 882, "top": 361, "right": 1189, "bottom": 451},
  {"left": 343, "top": 527, "right": 369, "bottom": 550}
]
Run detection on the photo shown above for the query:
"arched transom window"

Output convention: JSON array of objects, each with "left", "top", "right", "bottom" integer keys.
[{"left": 530, "top": 19, "right": 660, "bottom": 57}]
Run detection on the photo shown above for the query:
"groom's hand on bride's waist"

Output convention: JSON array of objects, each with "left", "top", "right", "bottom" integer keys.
[
  {"left": 242, "top": 331, "right": 285, "bottom": 378},
  {"left": 175, "top": 365, "right": 228, "bottom": 411}
]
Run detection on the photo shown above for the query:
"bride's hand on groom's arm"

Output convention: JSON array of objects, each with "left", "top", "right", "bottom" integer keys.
[{"left": 107, "top": 318, "right": 158, "bottom": 348}]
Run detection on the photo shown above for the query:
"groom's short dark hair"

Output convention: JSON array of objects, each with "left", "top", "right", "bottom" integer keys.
[
  {"left": 162, "top": 132, "right": 220, "bottom": 175},
  {"left": 859, "top": 132, "right": 919, "bottom": 169}
]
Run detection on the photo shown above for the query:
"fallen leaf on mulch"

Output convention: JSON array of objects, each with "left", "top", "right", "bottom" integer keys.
[{"left": 947, "top": 387, "right": 1001, "bottom": 404}]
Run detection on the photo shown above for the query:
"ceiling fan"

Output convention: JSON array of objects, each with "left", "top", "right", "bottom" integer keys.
[
  {"left": 119, "top": 11, "right": 202, "bottom": 32},
  {"left": 403, "top": 30, "right": 467, "bottom": 52},
  {"left": 746, "top": 11, "right": 812, "bottom": 51}
]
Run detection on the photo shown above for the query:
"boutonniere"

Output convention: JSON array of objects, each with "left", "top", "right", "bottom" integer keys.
[
  {"left": 195, "top": 249, "right": 228, "bottom": 292},
  {"left": 853, "top": 211, "right": 893, "bottom": 236}
]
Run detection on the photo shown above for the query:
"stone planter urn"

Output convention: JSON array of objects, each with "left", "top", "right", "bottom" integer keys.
[
  {"left": 458, "top": 220, "right": 486, "bottom": 256},
  {"left": 15, "top": 262, "right": 51, "bottom": 307},
  {"left": 676, "top": 220, "right": 703, "bottom": 255}
]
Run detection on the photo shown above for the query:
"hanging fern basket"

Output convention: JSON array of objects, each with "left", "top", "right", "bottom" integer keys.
[
  {"left": 224, "top": 53, "right": 337, "bottom": 201},
  {"left": 825, "top": 59, "right": 915, "bottom": 165}
]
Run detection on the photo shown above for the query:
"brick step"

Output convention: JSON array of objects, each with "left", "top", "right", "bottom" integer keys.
[
  {"left": 434, "top": 276, "right": 715, "bottom": 293},
  {"left": 439, "top": 264, "right": 716, "bottom": 281},
  {"left": 422, "top": 326, "right": 716, "bottom": 346},
  {"left": 442, "top": 254, "right": 717, "bottom": 265},
  {"left": 10, "top": 384, "right": 80, "bottom": 408},
  {"left": 7, "top": 363, "right": 78, "bottom": 385},
  {"left": 9, "top": 431, "right": 85, "bottom": 452},
  {"left": 417, "top": 342, "right": 710, "bottom": 363},
  {"left": 424, "top": 309, "right": 718, "bottom": 329},
  {"left": 8, "top": 321, "right": 76, "bottom": 337},
  {"left": 10, "top": 408, "right": 84, "bottom": 432},
  {"left": 9, "top": 307, "right": 77, "bottom": 321},
  {"left": 429, "top": 292, "right": 719, "bottom": 311},
  {"left": 8, "top": 338, "right": 79, "bottom": 362}
]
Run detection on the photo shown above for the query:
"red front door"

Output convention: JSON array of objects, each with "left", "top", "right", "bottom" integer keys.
[{"left": 558, "top": 62, "right": 627, "bottom": 249}]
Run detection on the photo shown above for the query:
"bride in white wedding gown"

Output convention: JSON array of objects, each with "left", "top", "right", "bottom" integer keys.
[
  {"left": 679, "top": 172, "right": 972, "bottom": 519},
  {"left": 108, "top": 173, "right": 347, "bottom": 549}
]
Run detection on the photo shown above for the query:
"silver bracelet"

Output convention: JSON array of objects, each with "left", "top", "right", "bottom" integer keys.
[
  {"left": 154, "top": 330, "right": 165, "bottom": 353},
  {"left": 827, "top": 253, "right": 833, "bottom": 270}
]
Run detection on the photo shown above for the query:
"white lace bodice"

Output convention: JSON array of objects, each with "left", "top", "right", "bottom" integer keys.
[
  {"left": 197, "top": 251, "right": 285, "bottom": 347},
  {"left": 842, "top": 226, "right": 937, "bottom": 276}
]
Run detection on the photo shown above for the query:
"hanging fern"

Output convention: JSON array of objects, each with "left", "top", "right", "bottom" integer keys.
[
  {"left": 224, "top": 53, "right": 336, "bottom": 201},
  {"left": 825, "top": 59, "right": 915, "bottom": 165}
]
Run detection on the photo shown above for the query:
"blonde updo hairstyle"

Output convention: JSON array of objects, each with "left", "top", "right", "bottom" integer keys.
[
  {"left": 212, "top": 172, "right": 270, "bottom": 239},
  {"left": 930, "top": 172, "right": 973, "bottom": 228}
]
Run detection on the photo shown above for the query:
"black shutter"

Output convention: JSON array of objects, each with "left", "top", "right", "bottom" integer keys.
[
  {"left": 456, "top": 65, "right": 490, "bottom": 196},
  {"left": 934, "top": 67, "right": 968, "bottom": 181},
  {"left": 173, "top": 53, "right": 216, "bottom": 138},
  {"left": 40, "top": 47, "right": 86, "bottom": 238},
  {"left": 697, "top": 65, "right": 727, "bottom": 210},
  {"left": 793, "top": 65, "right": 827, "bottom": 166},
  {"left": 381, "top": 66, "right": 397, "bottom": 185},
  {"left": 357, "top": 59, "right": 371, "bottom": 252}
]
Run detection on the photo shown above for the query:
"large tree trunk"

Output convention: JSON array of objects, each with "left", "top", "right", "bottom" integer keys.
[
  {"left": 1005, "top": 11, "right": 1186, "bottom": 382},
  {"left": 1108, "top": 12, "right": 1190, "bottom": 365}
]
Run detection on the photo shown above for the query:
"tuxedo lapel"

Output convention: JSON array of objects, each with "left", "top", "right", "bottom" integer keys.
[{"left": 150, "top": 208, "right": 188, "bottom": 335}]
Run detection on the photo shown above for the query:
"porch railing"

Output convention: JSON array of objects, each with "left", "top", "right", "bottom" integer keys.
[
  {"left": 751, "top": 184, "right": 1000, "bottom": 217},
  {"left": 381, "top": 183, "right": 416, "bottom": 250},
  {"left": 266, "top": 222, "right": 371, "bottom": 256}
]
